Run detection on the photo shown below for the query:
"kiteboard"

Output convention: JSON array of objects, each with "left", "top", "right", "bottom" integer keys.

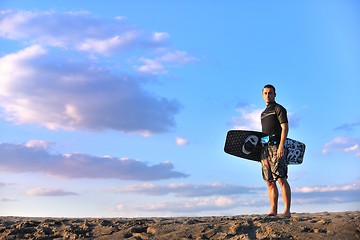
[{"left": 224, "top": 130, "right": 305, "bottom": 165}]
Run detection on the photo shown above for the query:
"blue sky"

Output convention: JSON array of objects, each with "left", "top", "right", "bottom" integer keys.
[{"left": 0, "top": 0, "right": 359, "bottom": 217}]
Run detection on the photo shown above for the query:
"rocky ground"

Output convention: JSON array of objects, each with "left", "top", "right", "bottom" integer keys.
[{"left": 0, "top": 211, "right": 359, "bottom": 239}]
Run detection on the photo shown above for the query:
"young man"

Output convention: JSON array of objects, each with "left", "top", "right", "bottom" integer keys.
[{"left": 261, "top": 84, "right": 291, "bottom": 218}]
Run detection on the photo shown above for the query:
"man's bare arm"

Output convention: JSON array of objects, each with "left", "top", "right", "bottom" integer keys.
[{"left": 278, "top": 122, "right": 289, "bottom": 158}]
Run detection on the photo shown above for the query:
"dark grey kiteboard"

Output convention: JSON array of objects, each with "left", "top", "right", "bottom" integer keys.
[{"left": 224, "top": 130, "right": 305, "bottom": 165}]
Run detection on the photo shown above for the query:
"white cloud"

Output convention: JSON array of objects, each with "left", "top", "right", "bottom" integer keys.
[
  {"left": 137, "top": 57, "right": 166, "bottom": 75},
  {"left": 344, "top": 144, "right": 359, "bottom": 152},
  {"left": 113, "top": 180, "right": 360, "bottom": 214},
  {"left": 322, "top": 137, "right": 360, "bottom": 157},
  {"left": 293, "top": 180, "right": 360, "bottom": 204},
  {"left": 115, "top": 195, "right": 267, "bottom": 214},
  {"left": 26, "top": 187, "right": 77, "bottom": 197},
  {"left": 0, "top": 10, "right": 145, "bottom": 54},
  {"left": 176, "top": 137, "right": 189, "bottom": 146},
  {"left": 230, "top": 104, "right": 262, "bottom": 131},
  {"left": 0, "top": 10, "right": 194, "bottom": 64},
  {"left": 0, "top": 10, "right": 198, "bottom": 133},
  {"left": 230, "top": 103, "right": 301, "bottom": 131},
  {"left": 109, "top": 182, "right": 263, "bottom": 197},
  {"left": 152, "top": 32, "right": 169, "bottom": 42},
  {"left": 294, "top": 183, "right": 359, "bottom": 193},
  {"left": 136, "top": 51, "right": 196, "bottom": 75},
  {"left": 158, "top": 50, "right": 196, "bottom": 64},
  {"left": 0, "top": 142, "right": 188, "bottom": 181},
  {"left": 77, "top": 32, "right": 140, "bottom": 55},
  {"left": 125, "top": 196, "right": 238, "bottom": 213},
  {"left": 0, "top": 45, "right": 181, "bottom": 133},
  {"left": 25, "top": 140, "right": 53, "bottom": 150}
]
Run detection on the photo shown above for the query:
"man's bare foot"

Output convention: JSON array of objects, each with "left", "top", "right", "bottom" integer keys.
[
  {"left": 282, "top": 212, "right": 291, "bottom": 218},
  {"left": 267, "top": 213, "right": 277, "bottom": 217}
]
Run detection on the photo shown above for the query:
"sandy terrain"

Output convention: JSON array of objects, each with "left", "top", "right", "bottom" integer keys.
[{"left": 0, "top": 211, "right": 359, "bottom": 239}]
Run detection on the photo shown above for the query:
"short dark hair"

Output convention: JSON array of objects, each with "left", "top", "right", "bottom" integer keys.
[{"left": 263, "top": 84, "right": 276, "bottom": 93}]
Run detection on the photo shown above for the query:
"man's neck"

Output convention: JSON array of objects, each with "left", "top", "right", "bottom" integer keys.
[{"left": 266, "top": 101, "right": 276, "bottom": 106}]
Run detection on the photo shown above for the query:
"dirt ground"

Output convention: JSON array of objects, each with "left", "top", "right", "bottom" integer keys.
[{"left": 0, "top": 211, "right": 359, "bottom": 239}]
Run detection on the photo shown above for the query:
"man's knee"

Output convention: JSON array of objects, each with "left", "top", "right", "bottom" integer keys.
[
  {"left": 266, "top": 181, "right": 276, "bottom": 188},
  {"left": 277, "top": 177, "right": 289, "bottom": 187}
]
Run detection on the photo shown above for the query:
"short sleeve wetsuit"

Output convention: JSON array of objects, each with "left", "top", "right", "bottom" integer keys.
[
  {"left": 260, "top": 102, "right": 288, "bottom": 182},
  {"left": 261, "top": 102, "right": 288, "bottom": 143}
]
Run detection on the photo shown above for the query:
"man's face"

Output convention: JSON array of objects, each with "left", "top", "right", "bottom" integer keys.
[{"left": 262, "top": 87, "right": 276, "bottom": 105}]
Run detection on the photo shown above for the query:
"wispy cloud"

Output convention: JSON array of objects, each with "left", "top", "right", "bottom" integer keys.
[
  {"left": 113, "top": 180, "right": 360, "bottom": 214},
  {"left": 334, "top": 120, "right": 360, "bottom": 132},
  {"left": 115, "top": 196, "right": 264, "bottom": 214},
  {"left": 26, "top": 188, "right": 77, "bottom": 197},
  {"left": 322, "top": 137, "right": 360, "bottom": 157},
  {"left": 0, "top": 198, "right": 17, "bottom": 202},
  {"left": 0, "top": 10, "right": 163, "bottom": 55},
  {"left": 0, "top": 141, "right": 189, "bottom": 181},
  {"left": 0, "top": 10, "right": 195, "bottom": 74},
  {"left": 0, "top": 181, "right": 16, "bottom": 188},
  {"left": 110, "top": 182, "right": 264, "bottom": 197},
  {"left": 293, "top": 180, "right": 360, "bottom": 204},
  {"left": 136, "top": 51, "right": 196, "bottom": 75}
]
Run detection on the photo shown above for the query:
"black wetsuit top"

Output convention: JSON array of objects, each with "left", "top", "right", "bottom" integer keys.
[{"left": 261, "top": 102, "right": 288, "bottom": 144}]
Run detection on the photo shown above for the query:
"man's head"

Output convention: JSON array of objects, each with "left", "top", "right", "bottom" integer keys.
[{"left": 262, "top": 84, "right": 276, "bottom": 105}]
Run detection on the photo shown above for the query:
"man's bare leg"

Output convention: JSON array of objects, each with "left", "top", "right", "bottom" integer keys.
[
  {"left": 278, "top": 177, "right": 291, "bottom": 217},
  {"left": 266, "top": 181, "right": 278, "bottom": 215}
]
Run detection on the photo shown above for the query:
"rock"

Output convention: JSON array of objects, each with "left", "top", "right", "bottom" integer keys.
[
  {"left": 314, "top": 228, "right": 327, "bottom": 233},
  {"left": 146, "top": 227, "right": 156, "bottom": 235},
  {"left": 130, "top": 226, "right": 148, "bottom": 233}
]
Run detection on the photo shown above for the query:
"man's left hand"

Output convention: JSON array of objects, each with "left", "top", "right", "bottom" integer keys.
[{"left": 277, "top": 145, "right": 285, "bottom": 159}]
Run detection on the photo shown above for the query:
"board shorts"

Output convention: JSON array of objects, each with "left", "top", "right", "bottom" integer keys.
[{"left": 261, "top": 144, "right": 288, "bottom": 182}]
